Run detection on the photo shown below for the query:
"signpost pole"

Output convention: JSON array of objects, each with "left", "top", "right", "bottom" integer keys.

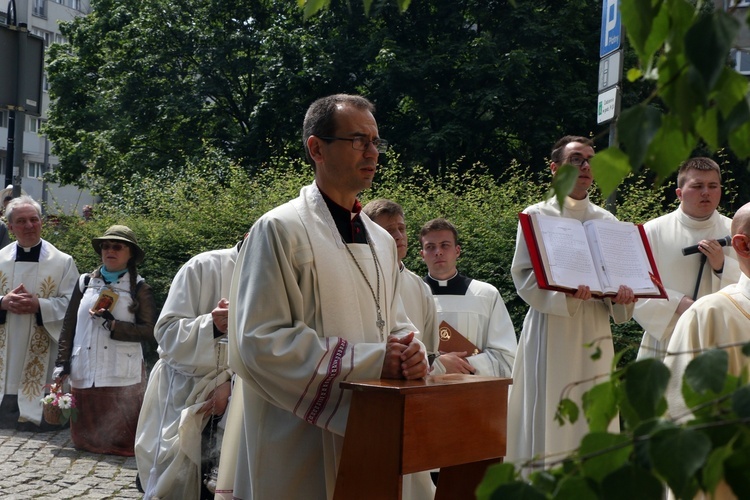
[{"left": 598, "top": 0, "right": 623, "bottom": 213}]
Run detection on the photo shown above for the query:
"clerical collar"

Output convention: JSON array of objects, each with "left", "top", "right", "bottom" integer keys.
[
  {"left": 424, "top": 272, "right": 472, "bottom": 295},
  {"left": 15, "top": 241, "right": 42, "bottom": 262},
  {"left": 319, "top": 187, "right": 367, "bottom": 244}
]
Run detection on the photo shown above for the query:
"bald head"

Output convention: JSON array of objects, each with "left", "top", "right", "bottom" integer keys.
[
  {"left": 731, "top": 203, "right": 750, "bottom": 275},
  {"left": 731, "top": 203, "right": 750, "bottom": 237}
]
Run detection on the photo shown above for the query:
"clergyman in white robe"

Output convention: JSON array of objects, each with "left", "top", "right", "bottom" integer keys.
[
  {"left": 223, "top": 183, "right": 418, "bottom": 500},
  {"left": 424, "top": 273, "right": 516, "bottom": 377},
  {"left": 507, "top": 196, "right": 634, "bottom": 469},
  {"left": 634, "top": 206, "right": 739, "bottom": 361},
  {"left": 0, "top": 239, "right": 78, "bottom": 425},
  {"left": 664, "top": 272, "right": 750, "bottom": 421},
  {"left": 135, "top": 245, "right": 238, "bottom": 499}
]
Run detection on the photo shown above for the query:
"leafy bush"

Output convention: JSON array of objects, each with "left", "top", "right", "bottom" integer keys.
[
  {"left": 477, "top": 348, "right": 750, "bottom": 500},
  {"left": 41, "top": 147, "right": 705, "bottom": 367}
]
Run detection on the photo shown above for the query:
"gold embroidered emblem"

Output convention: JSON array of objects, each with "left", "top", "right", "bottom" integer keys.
[
  {"left": 19, "top": 277, "right": 59, "bottom": 402},
  {"left": 39, "top": 276, "right": 57, "bottom": 298},
  {"left": 439, "top": 326, "right": 451, "bottom": 341},
  {"left": 0, "top": 271, "right": 8, "bottom": 295},
  {"left": 21, "top": 326, "right": 49, "bottom": 398}
]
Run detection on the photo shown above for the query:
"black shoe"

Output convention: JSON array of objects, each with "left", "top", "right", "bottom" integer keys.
[{"left": 135, "top": 473, "right": 144, "bottom": 493}]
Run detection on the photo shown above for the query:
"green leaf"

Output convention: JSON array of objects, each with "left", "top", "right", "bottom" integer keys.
[
  {"left": 553, "top": 475, "right": 598, "bottom": 500},
  {"left": 742, "top": 342, "right": 750, "bottom": 357},
  {"left": 483, "top": 482, "right": 546, "bottom": 500},
  {"left": 684, "top": 12, "right": 740, "bottom": 91},
  {"left": 632, "top": 420, "right": 678, "bottom": 470},
  {"left": 650, "top": 428, "right": 711, "bottom": 498},
  {"left": 643, "top": 116, "right": 697, "bottom": 182},
  {"left": 703, "top": 444, "right": 734, "bottom": 495},
  {"left": 617, "top": 104, "right": 662, "bottom": 169},
  {"left": 302, "top": 0, "right": 329, "bottom": 20},
  {"left": 682, "top": 370, "right": 738, "bottom": 419},
  {"left": 724, "top": 448, "right": 750, "bottom": 499},
  {"left": 579, "top": 432, "right": 633, "bottom": 482},
  {"left": 550, "top": 164, "right": 578, "bottom": 209},
  {"left": 396, "top": 0, "right": 412, "bottom": 13},
  {"left": 529, "top": 470, "right": 558, "bottom": 494},
  {"left": 555, "top": 397, "right": 580, "bottom": 426},
  {"left": 714, "top": 68, "right": 750, "bottom": 118},
  {"left": 626, "top": 67, "right": 643, "bottom": 82},
  {"left": 476, "top": 462, "right": 518, "bottom": 499},
  {"left": 600, "top": 464, "right": 665, "bottom": 500},
  {"left": 684, "top": 349, "right": 728, "bottom": 395},
  {"left": 621, "top": 0, "right": 668, "bottom": 66},
  {"left": 590, "top": 148, "right": 632, "bottom": 199},
  {"left": 721, "top": 99, "right": 750, "bottom": 145},
  {"left": 582, "top": 382, "right": 618, "bottom": 433},
  {"left": 731, "top": 385, "right": 750, "bottom": 418},
  {"left": 728, "top": 120, "right": 750, "bottom": 158},
  {"left": 695, "top": 107, "right": 719, "bottom": 151},
  {"left": 624, "top": 359, "right": 670, "bottom": 420}
]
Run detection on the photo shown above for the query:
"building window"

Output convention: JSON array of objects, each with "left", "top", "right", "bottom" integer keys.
[
  {"left": 31, "top": 28, "right": 53, "bottom": 47},
  {"left": 53, "top": 0, "right": 81, "bottom": 9},
  {"left": 0, "top": 158, "right": 5, "bottom": 177},
  {"left": 32, "top": 0, "right": 46, "bottom": 18},
  {"left": 0, "top": 111, "right": 7, "bottom": 128},
  {"left": 26, "top": 116, "right": 44, "bottom": 134},
  {"left": 736, "top": 50, "right": 750, "bottom": 75},
  {"left": 26, "top": 162, "right": 45, "bottom": 179}
]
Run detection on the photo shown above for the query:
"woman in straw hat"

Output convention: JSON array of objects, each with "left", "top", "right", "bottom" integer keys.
[{"left": 54, "top": 225, "right": 157, "bottom": 456}]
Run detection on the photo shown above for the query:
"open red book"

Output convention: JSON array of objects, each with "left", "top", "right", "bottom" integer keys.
[
  {"left": 519, "top": 212, "right": 667, "bottom": 299},
  {"left": 438, "top": 321, "right": 482, "bottom": 356}
]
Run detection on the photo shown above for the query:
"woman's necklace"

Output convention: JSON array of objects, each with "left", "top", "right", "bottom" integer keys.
[{"left": 342, "top": 234, "right": 385, "bottom": 338}]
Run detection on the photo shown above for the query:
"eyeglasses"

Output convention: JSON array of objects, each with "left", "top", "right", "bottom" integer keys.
[
  {"left": 101, "top": 242, "right": 126, "bottom": 252},
  {"left": 566, "top": 155, "right": 593, "bottom": 168},
  {"left": 318, "top": 136, "right": 389, "bottom": 154}
]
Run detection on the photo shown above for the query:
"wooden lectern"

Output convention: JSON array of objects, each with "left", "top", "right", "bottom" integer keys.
[{"left": 333, "top": 374, "right": 511, "bottom": 500}]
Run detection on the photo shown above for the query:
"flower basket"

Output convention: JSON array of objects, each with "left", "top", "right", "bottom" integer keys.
[
  {"left": 43, "top": 398, "right": 63, "bottom": 425},
  {"left": 41, "top": 383, "right": 78, "bottom": 426}
]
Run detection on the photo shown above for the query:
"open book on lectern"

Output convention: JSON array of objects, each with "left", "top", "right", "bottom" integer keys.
[{"left": 519, "top": 212, "right": 667, "bottom": 299}]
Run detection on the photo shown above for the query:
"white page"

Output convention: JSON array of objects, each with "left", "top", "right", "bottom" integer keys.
[
  {"left": 535, "top": 214, "right": 602, "bottom": 291},
  {"left": 584, "top": 219, "right": 657, "bottom": 293}
]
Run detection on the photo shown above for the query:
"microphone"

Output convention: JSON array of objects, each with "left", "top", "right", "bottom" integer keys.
[{"left": 681, "top": 236, "right": 732, "bottom": 256}]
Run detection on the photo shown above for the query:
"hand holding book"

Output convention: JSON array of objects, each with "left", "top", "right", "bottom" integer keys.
[{"left": 519, "top": 212, "right": 667, "bottom": 299}]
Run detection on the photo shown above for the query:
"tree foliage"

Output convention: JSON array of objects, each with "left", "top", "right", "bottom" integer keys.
[
  {"left": 590, "top": 0, "right": 750, "bottom": 199},
  {"left": 44, "top": 0, "right": 612, "bottom": 193}
]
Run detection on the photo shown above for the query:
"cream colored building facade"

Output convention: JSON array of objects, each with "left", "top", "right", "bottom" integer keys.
[{"left": 0, "top": 0, "right": 94, "bottom": 215}]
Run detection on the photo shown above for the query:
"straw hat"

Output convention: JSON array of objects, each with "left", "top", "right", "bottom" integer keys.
[{"left": 91, "top": 225, "right": 145, "bottom": 264}]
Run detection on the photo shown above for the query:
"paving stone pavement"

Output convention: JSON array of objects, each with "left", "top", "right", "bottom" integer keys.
[{"left": 0, "top": 427, "right": 140, "bottom": 499}]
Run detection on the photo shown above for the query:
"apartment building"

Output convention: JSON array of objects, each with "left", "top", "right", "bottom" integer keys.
[{"left": 0, "top": 0, "right": 94, "bottom": 215}]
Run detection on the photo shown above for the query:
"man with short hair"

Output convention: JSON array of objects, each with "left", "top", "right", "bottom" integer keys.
[
  {"left": 363, "top": 198, "right": 438, "bottom": 344},
  {"left": 0, "top": 195, "right": 78, "bottom": 430},
  {"left": 634, "top": 157, "right": 740, "bottom": 361},
  {"left": 664, "top": 202, "right": 750, "bottom": 420},
  {"left": 362, "top": 198, "right": 436, "bottom": 500},
  {"left": 507, "top": 136, "right": 636, "bottom": 466},
  {"left": 225, "top": 94, "right": 427, "bottom": 500},
  {"left": 420, "top": 217, "right": 516, "bottom": 377}
]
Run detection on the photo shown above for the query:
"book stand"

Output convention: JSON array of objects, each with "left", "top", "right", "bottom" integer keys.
[{"left": 333, "top": 374, "right": 511, "bottom": 500}]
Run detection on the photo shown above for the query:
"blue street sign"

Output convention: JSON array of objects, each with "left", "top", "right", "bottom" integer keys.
[{"left": 600, "top": 0, "right": 621, "bottom": 58}]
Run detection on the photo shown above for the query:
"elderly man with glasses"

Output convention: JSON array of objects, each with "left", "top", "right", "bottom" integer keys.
[
  {"left": 506, "top": 135, "right": 636, "bottom": 472},
  {"left": 0, "top": 195, "right": 78, "bottom": 430}
]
